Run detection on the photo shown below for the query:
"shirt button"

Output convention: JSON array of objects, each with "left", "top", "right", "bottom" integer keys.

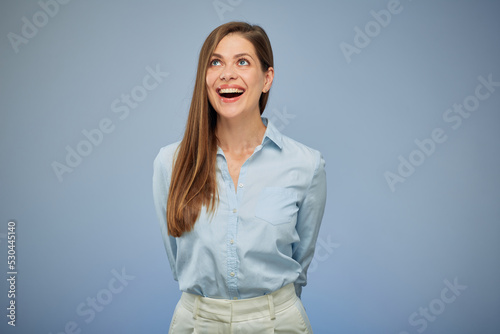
[
  {"left": 230, "top": 272, "right": 235, "bottom": 277},
  {"left": 232, "top": 208, "right": 237, "bottom": 213},
  {"left": 238, "top": 183, "right": 244, "bottom": 188},
  {"left": 230, "top": 239, "right": 234, "bottom": 244}
]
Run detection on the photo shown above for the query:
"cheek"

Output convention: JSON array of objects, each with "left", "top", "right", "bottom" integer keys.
[
  {"left": 206, "top": 70, "right": 219, "bottom": 85},
  {"left": 245, "top": 71, "right": 265, "bottom": 88},
  {"left": 206, "top": 86, "right": 217, "bottom": 103}
]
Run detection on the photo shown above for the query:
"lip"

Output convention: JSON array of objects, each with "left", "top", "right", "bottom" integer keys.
[{"left": 216, "top": 84, "right": 246, "bottom": 103}]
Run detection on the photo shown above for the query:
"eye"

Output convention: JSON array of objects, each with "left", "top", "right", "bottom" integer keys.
[
  {"left": 238, "top": 58, "right": 249, "bottom": 66},
  {"left": 210, "top": 59, "right": 221, "bottom": 66}
]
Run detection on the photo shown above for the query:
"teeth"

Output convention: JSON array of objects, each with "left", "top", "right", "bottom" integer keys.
[{"left": 219, "top": 88, "right": 244, "bottom": 94}]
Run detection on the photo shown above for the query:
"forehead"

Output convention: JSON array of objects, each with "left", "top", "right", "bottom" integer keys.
[{"left": 212, "top": 33, "right": 257, "bottom": 57}]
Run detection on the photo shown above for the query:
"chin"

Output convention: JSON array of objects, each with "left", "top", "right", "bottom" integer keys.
[{"left": 215, "top": 105, "right": 246, "bottom": 119}]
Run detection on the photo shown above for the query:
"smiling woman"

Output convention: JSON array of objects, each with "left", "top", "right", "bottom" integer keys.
[{"left": 153, "top": 21, "right": 327, "bottom": 334}]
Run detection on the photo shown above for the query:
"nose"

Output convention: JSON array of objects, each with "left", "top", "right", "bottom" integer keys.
[{"left": 219, "top": 65, "right": 237, "bottom": 81}]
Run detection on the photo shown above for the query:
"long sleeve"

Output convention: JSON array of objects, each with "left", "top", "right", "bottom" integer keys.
[
  {"left": 292, "top": 152, "right": 327, "bottom": 298},
  {"left": 153, "top": 146, "right": 178, "bottom": 281}
]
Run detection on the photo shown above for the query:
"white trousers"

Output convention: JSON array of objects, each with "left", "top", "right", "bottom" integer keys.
[{"left": 168, "top": 283, "right": 313, "bottom": 333}]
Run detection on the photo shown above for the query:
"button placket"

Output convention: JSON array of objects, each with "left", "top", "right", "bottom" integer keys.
[
  {"left": 218, "top": 146, "right": 255, "bottom": 300},
  {"left": 219, "top": 155, "right": 240, "bottom": 299}
]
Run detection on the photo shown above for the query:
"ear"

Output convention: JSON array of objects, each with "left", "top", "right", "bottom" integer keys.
[{"left": 262, "top": 67, "right": 274, "bottom": 93}]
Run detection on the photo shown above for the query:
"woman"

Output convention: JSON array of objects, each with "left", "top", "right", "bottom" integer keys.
[{"left": 153, "top": 21, "right": 327, "bottom": 333}]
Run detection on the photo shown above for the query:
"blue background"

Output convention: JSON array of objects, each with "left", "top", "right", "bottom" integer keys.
[{"left": 1, "top": 0, "right": 499, "bottom": 333}]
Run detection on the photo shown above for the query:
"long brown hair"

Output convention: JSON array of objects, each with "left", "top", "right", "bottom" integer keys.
[{"left": 166, "top": 21, "right": 274, "bottom": 237}]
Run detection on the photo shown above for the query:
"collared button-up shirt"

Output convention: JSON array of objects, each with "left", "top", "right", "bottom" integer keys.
[{"left": 153, "top": 118, "right": 327, "bottom": 300}]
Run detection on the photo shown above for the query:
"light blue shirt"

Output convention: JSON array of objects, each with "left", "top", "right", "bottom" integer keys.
[{"left": 153, "top": 118, "right": 327, "bottom": 300}]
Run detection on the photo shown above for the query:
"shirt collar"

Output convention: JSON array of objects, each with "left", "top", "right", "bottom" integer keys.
[
  {"left": 260, "top": 117, "right": 283, "bottom": 150},
  {"left": 216, "top": 117, "right": 283, "bottom": 156}
]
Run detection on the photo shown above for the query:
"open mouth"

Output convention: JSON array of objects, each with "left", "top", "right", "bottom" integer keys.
[{"left": 217, "top": 88, "right": 245, "bottom": 99}]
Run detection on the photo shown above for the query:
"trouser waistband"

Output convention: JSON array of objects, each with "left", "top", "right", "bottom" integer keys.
[{"left": 180, "top": 283, "right": 297, "bottom": 323}]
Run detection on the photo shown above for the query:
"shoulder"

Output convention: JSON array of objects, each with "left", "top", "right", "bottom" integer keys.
[
  {"left": 279, "top": 134, "right": 325, "bottom": 172},
  {"left": 264, "top": 117, "right": 324, "bottom": 171},
  {"left": 153, "top": 141, "right": 181, "bottom": 173}
]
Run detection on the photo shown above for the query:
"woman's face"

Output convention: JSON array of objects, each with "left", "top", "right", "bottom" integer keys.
[{"left": 206, "top": 33, "right": 273, "bottom": 121}]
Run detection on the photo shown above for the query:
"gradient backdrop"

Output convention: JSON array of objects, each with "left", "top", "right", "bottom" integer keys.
[{"left": 1, "top": 1, "right": 499, "bottom": 333}]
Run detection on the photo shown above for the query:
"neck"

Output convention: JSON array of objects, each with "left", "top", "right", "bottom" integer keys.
[{"left": 216, "top": 113, "right": 266, "bottom": 154}]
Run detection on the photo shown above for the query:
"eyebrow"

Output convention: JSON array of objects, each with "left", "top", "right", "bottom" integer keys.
[{"left": 211, "top": 52, "right": 255, "bottom": 60}]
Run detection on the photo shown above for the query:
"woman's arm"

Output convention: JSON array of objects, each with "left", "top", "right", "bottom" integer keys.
[
  {"left": 153, "top": 146, "right": 178, "bottom": 281},
  {"left": 292, "top": 151, "right": 327, "bottom": 298}
]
